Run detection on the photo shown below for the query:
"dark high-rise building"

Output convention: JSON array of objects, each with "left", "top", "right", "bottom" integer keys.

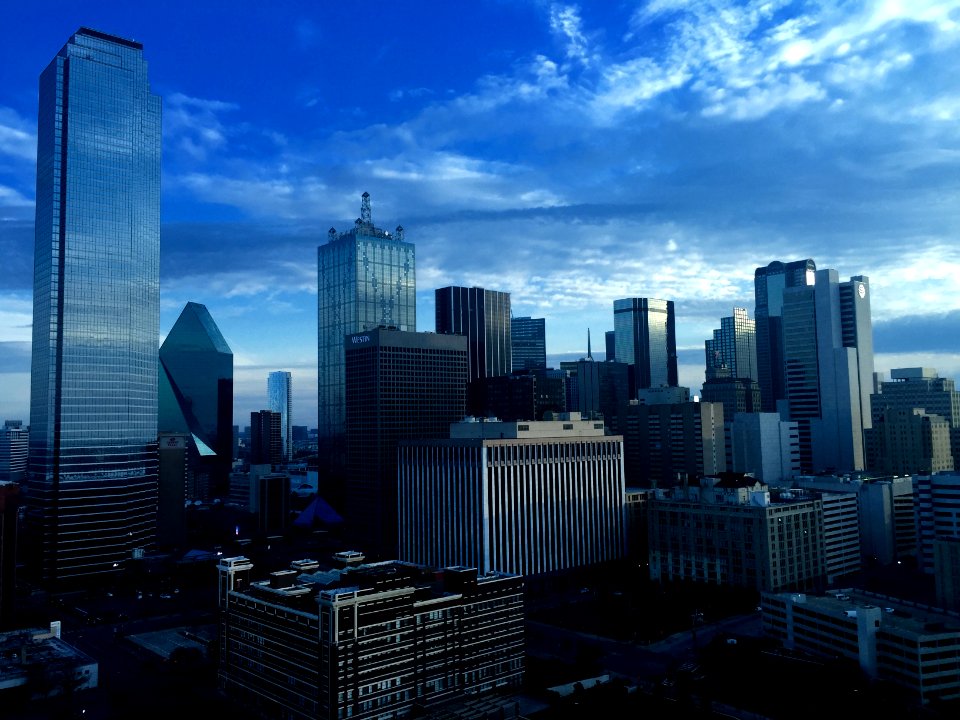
[
  {"left": 605, "top": 330, "right": 616, "bottom": 362},
  {"left": 754, "top": 259, "right": 816, "bottom": 412},
  {"left": 436, "top": 286, "right": 511, "bottom": 382},
  {"left": 700, "top": 377, "right": 762, "bottom": 422},
  {"left": 572, "top": 359, "right": 631, "bottom": 434},
  {"left": 344, "top": 328, "right": 468, "bottom": 558},
  {"left": 510, "top": 316, "right": 546, "bottom": 371},
  {"left": 0, "top": 482, "right": 19, "bottom": 628},
  {"left": 267, "top": 371, "right": 292, "bottom": 462},
  {"left": 159, "top": 302, "right": 233, "bottom": 499},
  {"left": 705, "top": 307, "right": 757, "bottom": 382},
  {"left": 613, "top": 298, "right": 678, "bottom": 394},
  {"left": 250, "top": 411, "right": 282, "bottom": 467},
  {"left": 782, "top": 270, "right": 874, "bottom": 473},
  {"left": 318, "top": 193, "right": 415, "bottom": 439},
  {"left": 28, "top": 28, "right": 161, "bottom": 585}
]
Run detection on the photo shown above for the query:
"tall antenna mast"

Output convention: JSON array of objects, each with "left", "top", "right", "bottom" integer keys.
[{"left": 360, "top": 191, "right": 372, "bottom": 225}]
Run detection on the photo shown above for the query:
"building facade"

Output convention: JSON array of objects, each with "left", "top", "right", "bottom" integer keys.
[
  {"left": 754, "top": 259, "right": 816, "bottom": 412},
  {"left": 267, "top": 371, "right": 293, "bottom": 462},
  {"left": 0, "top": 423, "right": 28, "bottom": 483},
  {"left": 398, "top": 415, "right": 625, "bottom": 577},
  {"left": 28, "top": 28, "right": 161, "bottom": 585},
  {"left": 345, "top": 328, "right": 468, "bottom": 559},
  {"left": 648, "top": 476, "right": 825, "bottom": 592},
  {"left": 727, "top": 412, "right": 800, "bottom": 485},
  {"left": 510, "top": 316, "right": 546, "bottom": 371},
  {"left": 914, "top": 471, "right": 960, "bottom": 575},
  {"left": 217, "top": 556, "right": 524, "bottom": 720},
  {"left": 249, "top": 411, "right": 282, "bottom": 467},
  {"left": 781, "top": 270, "right": 874, "bottom": 474},
  {"left": 318, "top": 193, "right": 415, "bottom": 439},
  {"left": 435, "top": 286, "right": 511, "bottom": 383},
  {"left": 613, "top": 298, "right": 678, "bottom": 393}
]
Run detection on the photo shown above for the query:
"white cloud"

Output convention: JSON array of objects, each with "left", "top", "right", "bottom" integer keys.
[{"left": 550, "top": 4, "right": 593, "bottom": 66}]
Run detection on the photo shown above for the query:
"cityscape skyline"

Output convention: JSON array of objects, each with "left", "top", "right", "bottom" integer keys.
[{"left": 2, "top": 3, "right": 960, "bottom": 427}]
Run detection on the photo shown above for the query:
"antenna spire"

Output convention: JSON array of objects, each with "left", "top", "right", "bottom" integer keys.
[{"left": 360, "top": 192, "right": 372, "bottom": 225}]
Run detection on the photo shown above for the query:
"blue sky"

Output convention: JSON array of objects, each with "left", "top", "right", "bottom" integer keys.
[{"left": 2, "top": 1, "right": 960, "bottom": 427}]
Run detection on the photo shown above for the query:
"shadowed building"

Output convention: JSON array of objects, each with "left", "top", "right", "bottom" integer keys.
[
  {"left": 159, "top": 302, "right": 234, "bottom": 500},
  {"left": 436, "top": 286, "right": 511, "bottom": 383},
  {"left": 613, "top": 298, "right": 678, "bottom": 394},
  {"left": 28, "top": 28, "right": 161, "bottom": 585},
  {"left": 249, "top": 411, "right": 282, "bottom": 467},
  {"left": 511, "top": 316, "right": 546, "bottom": 371}
]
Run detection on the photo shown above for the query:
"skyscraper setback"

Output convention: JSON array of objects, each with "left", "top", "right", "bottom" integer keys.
[
  {"left": 317, "top": 193, "right": 415, "bottom": 439},
  {"left": 28, "top": 28, "right": 161, "bottom": 584}
]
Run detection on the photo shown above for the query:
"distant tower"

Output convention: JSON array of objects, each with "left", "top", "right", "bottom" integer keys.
[
  {"left": 613, "top": 298, "right": 678, "bottom": 395},
  {"left": 511, "top": 316, "right": 546, "bottom": 371},
  {"left": 435, "top": 286, "right": 511, "bottom": 382},
  {"left": 705, "top": 308, "right": 757, "bottom": 381},
  {"left": 318, "top": 193, "right": 415, "bottom": 439},
  {"left": 267, "top": 371, "right": 293, "bottom": 462},
  {"left": 29, "top": 29, "right": 161, "bottom": 585},
  {"left": 250, "top": 411, "right": 282, "bottom": 467}
]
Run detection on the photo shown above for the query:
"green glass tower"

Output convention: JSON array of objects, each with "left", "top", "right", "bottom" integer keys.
[{"left": 28, "top": 28, "right": 161, "bottom": 584}]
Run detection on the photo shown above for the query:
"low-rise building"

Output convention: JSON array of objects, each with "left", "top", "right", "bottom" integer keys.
[
  {"left": 0, "top": 624, "right": 97, "bottom": 698},
  {"left": 762, "top": 589, "right": 960, "bottom": 704},
  {"left": 217, "top": 555, "right": 524, "bottom": 720}
]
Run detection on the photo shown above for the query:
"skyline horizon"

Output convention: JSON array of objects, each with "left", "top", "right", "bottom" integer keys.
[{"left": 3, "top": 4, "right": 960, "bottom": 428}]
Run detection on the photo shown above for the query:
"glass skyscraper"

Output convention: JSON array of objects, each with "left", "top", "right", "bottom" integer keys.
[
  {"left": 705, "top": 307, "right": 757, "bottom": 381},
  {"left": 159, "top": 302, "right": 233, "bottom": 498},
  {"left": 435, "top": 286, "right": 512, "bottom": 382},
  {"left": 613, "top": 298, "right": 678, "bottom": 394},
  {"left": 318, "top": 193, "right": 415, "bottom": 439},
  {"left": 29, "top": 28, "right": 161, "bottom": 584},
  {"left": 267, "top": 371, "right": 293, "bottom": 462}
]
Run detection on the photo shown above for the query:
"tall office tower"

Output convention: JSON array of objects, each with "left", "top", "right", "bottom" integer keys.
[
  {"left": 510, "top": 316, "right": 546, "bottom": 371},
  {"left": 28, "top": 28, "right": 161, "bottom": 585},
  {"left": 914, "top": 472, "right": 960, "bottom": 575},
  {"left": 605, "top": 330, "right": 616, "bottom": 361},
  {"left": 868, "top": 368, "right": 960, "bottom": 472},
  {"left": 159, "top": 302, "right": 233, "bottom": 499},
  {"left": 399, "top": 414, "right": 625, "bottom": 577},
  {"left": 345, "top": 328, "right": 468, "bottom": 558},
  {"left": 0, "top": 422, "right": 28, "bottom": 482},
  {"left": 572, "top": 359, "right": 631, "bottom": 434},
  {"left": 0, "top": 482, "right": 20, "bottom": 628},
  {"left": 436, "top": 286, "right": 511, "bottom": 382},
  {"left": 249, "top": 411, "right": 282, "bottom": 467},
  {"left": 727, "top": 412, "right": 800, "bottom": 484},
  {"left": 700, "top": 377, "right": 761, "bottom": 421},
  {"left": 705, "top": 307, "right": 757, "bottom": 381},
  {"left": 781, "top": 270, "right": 874, "bottom": 474},
  {"left": 317, "top": 193, "right": 415, "bottom": 440},
  {"left": 267, "top": 371, "right": 293, "bottom": 462},
  {"left": 613, "top": 298, "right": 678, "bottom": 395},
  {"left": 754, "top": 259, "right": 816, "bottom": 411}
]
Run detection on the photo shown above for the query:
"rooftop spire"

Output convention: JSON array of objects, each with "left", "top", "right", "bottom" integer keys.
[
  {"left": 360, "top": 191, "right": 372, "bottom": 225},
  {"left": 587, "top": 328, "right": 593, "bottom": 360}
]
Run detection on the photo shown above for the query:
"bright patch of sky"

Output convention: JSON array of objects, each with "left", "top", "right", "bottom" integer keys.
[{"left": 2, "top": 1, "right": 960, "bottom": 426}]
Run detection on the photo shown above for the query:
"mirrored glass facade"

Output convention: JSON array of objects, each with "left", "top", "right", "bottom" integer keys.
[
  {"left": 436, "top": 286, "right": 512, "bottom": 382},
  {"left": 318, "top": 194, "right": 415, "bottom": 438},
  {"left": 267, "top": 371, "right": 292, "bottom": 462},
  {"left": 613, "top": 297, "right": 678, "bottom": 394},
  {"left": 29, "top": 28, "right": 161, "bottom": 584}
]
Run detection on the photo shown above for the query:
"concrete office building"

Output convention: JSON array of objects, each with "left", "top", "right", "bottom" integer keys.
[
  {"left": 345, "top": 328, "right": 468, "bottom": 558},
  {"left": 398, "top": 414, "right": 625, "bottom": 577},
  {"left": 249, "top": 411, "right": 282, "bottom": 467},
  {"left": 792, "top": 474, "right": 916, "bottom": 565},
  {"left": 648, "top": 475, "right": 825, "bottom": 592},
  {"left": 762, "top": 589, "right": 960, "bottom": 704},
  {"left": 700, "top": 377, "right": 762, "bottom": 423},
  {"left": 914, "top": 471, "right": 960, "bottom": 575},
  {"left": 622, "top": 398, "right": 725, "bottom": 488},
  {"left": 28, "top": 29, "right": 161, "bottom": 584},
  {"left": 318, "top": 193, "right": 415, "bottom": 439},
  {"left": 781, "top": 270, "right": 874, "bottom": 474},
  {"left": 868, "top": 367, "right": 960, "bottom": 473},
  {"left": 727, "top": 412, "right": 800, "bottom": 485},
  {"left": 267, "top": 371, "right": 293, "bottom": 462},
  {"left": 613, "top": 298, "right": 678, "bottom": 393},
  {"left": 159, "top": 302, "right": 234, "bottom": 500},
  {"left": 0, "top": 423, "right": 28, "bottom": 483},
  {"left": 511, "top": 316, "right": 546, "bottom": 371},
  {"left": 754, "top": 259, "right": 816, "bottom": 412},
  {"left": 436, "top": 286, "right": 511, "bottom": 383},
  {"left": 868, "top": 407, "right": 953, "bottom": 476},
  {"left": 217, "top": 556, "right": 524, "bottom": 720}
]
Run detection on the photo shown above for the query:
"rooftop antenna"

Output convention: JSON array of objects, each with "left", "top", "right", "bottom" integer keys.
[
  {"left": 360, "top": 191, "right": 372, "bottom": 225},
  {"left": 587, "top": 328, "right": 593, "bottom": 360}
]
